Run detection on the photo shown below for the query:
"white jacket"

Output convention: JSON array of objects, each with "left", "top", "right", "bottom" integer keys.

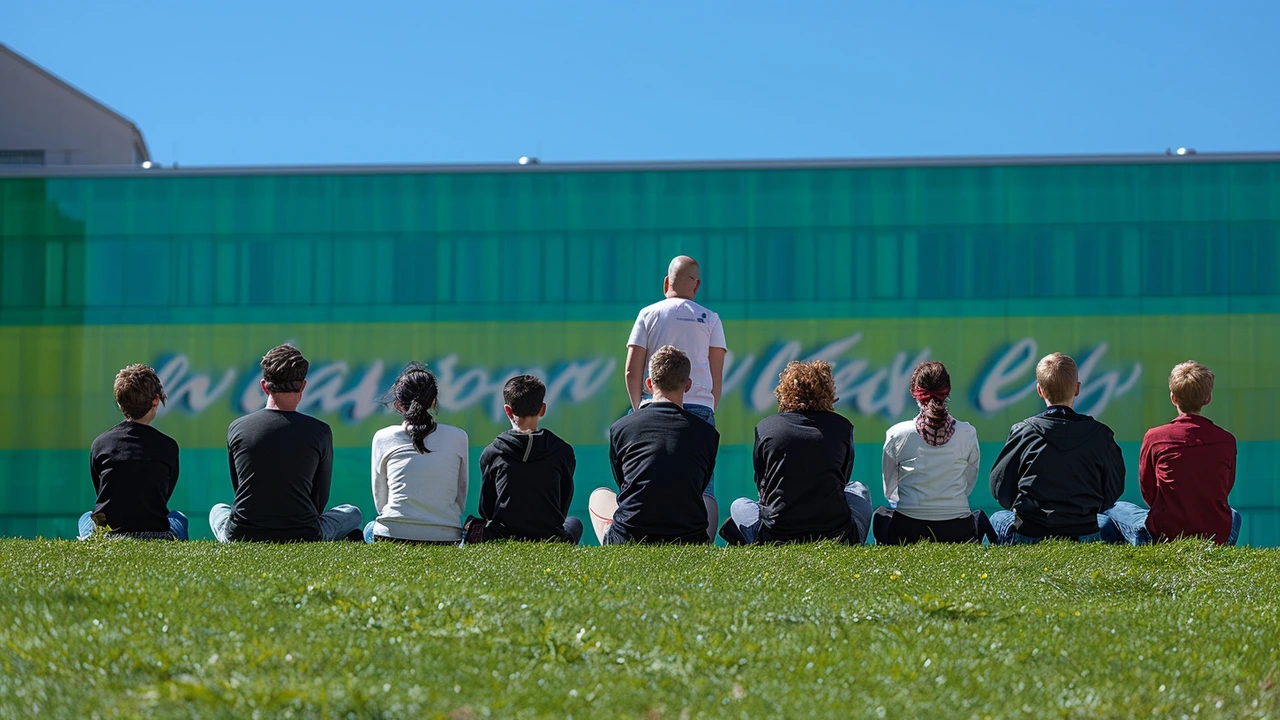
[
  {"left": 371, "top": 423, "right": 469, "bottom": 541},
  {"left": 882, "top": 419, "right": 980, "bottom": 521}
]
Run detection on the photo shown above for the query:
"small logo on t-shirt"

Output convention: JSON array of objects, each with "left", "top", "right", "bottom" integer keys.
[{"left": 697, "top": 313, "right": 707, "bottom": 324}]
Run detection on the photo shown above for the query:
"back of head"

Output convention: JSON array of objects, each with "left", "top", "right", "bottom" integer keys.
[
  {"left": 910, "top": 360, "right": 952, "bottom": 431},
  {"left": 1169, "top": 360, "right": 1214, "bottom": 414},
  {"left": 114, "top": 364, "right": 166, "bottom": 420},
  {"left": 774, "top": 360, "right": 838, "bottom": 413},
  {"left": 649, "top": 345, "right": 691, "bottom": 393},
  {"left": 1035, "top": 352, "right": 1078, "bottom": 406},
  {"left": 666, "top": 255, "right": 701, "bottom": 298},
  {"left": 503, "top": 374, "right": 546, "bottom": 418},
  {"left": 388, "top": 362, "right": 439, "bottom": 453},
  {"left": 262, "top": 344, "right": 309, "bottom": 394}
]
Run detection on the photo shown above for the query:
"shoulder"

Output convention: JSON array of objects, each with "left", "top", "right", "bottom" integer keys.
[
  {"left": 479, "top": 441, "right": 500, "bottom": 464},
  {"left": 434, "top": 423, "right": 469, "bottom": 447},
  {"left": 373, "top": 424, "right": 405, "bottom": 444},
  {"left": 952, "top": 420, "right": 978, "bottom": 437},
  {"left": 886, "top": 419, "right": 916, "bottom": 439},
  {"left": 304, "top": 413, "right": 333, "bottom": 436},
  {"left": 636, "top": 299, "right": 672, "bottom": 318}
]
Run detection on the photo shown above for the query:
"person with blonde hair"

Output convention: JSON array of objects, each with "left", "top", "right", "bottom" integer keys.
[
  {"left": 874, "top": 361, "right": 994, "bottom": 544},
  {"left": 590, "top": 346, "right": 720, "bottom": 545},
  {"left": 989, "top": 352, "right": 1124, "bottom": 544},
  {"left": 1102, "top": 361, "right": 1242, "bottom": 545},
  {"left": 718, "top": 360, "right": 871, "bottom": 545}
]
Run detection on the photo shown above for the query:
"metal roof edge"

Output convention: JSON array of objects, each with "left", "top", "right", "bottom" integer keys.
[{"left": 2, "top": 151, "right": 1279, "bottom": 179}]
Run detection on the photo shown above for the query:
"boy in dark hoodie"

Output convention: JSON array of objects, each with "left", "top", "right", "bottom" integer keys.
[
  {"left": 468, "top": 375, "right": 582, "bottom": 544},
  {"left": 989, "top": 352, "right": 1125, "bottom": 544}
]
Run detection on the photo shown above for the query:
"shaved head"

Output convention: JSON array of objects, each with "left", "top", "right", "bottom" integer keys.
[{"left": 664, "top": 256, "right": 701, "bottom": 299}]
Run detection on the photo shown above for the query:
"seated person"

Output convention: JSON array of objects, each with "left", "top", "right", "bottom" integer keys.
[
  {"left": 209, "top": 344, "right": 362, "bottom": 542},
  {"left": 80, "top": 364, "right": 188, "bottom": 540},
  {"left": 465, "top": 375, "right": 582, "bottom": 544},
  {"left": 989, "top": 352, "right": 1124, "bottom": 544},
  {"left": 1103, "top": 361, "right": 1242, "bottom": 545},
  {"left": 363, "top": 362, "right": 469, "bottom": 545},
  {"left": 718, "top": 360, "right": 871, "bottom": 545},
  {"left": 875, "top": 361, "right": 994, "bottom": 545},
  {"left": 589, "top": 346, "right": 719, "bottom": 545}
]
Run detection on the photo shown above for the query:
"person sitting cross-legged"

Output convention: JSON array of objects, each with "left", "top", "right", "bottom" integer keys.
[
  {"left": 363, "top": 362, "right": 469, "bottom": 545},
  {"left": 989, "top": 352, "right": 1124, "bottom": 544},
  {"left": 464, "top": 374, "right": 582, "bottom": 544},
  {"left": 874, "top": 361, "right": 995, "bottom": 545},
  {"left": 79, "top": 364, "right": 188, "bottom": 541},
  {"left": 1102, "top": 361, "right": 1243, "bottom": 546},
  {"left": 209, "top": 344, "right": 362, "bottom": 543},
  {"left": 589, "top": 346, "right": 719, "bottom": 545},
  {"left": 718, "top": 360, "right": 872, "bottom": 545}
]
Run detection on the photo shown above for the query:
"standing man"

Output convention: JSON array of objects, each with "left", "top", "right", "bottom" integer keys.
[{"left": 626, "top": 256, "right": 726, "bottom": 503}]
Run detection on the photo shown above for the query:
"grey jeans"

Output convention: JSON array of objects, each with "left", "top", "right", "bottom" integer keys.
[{"left": 209, "top": 503, "right": 363, "bottom": 542}]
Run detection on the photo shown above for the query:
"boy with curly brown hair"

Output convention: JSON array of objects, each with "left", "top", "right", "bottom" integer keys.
[{"left": 79, "top": 364, "right": 187, "bottom": 540}]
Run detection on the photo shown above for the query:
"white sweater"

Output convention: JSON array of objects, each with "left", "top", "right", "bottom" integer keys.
[
  {"left": 882, "top": 419, "right": 980, "bottom": 521},
  {"left": 371, "top": 423, "right": 469, "bottom": 542}
]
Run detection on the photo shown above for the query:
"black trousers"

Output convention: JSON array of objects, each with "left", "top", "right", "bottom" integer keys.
[{"left": 872, "top": 507, "right": 997, "bottom": 545}]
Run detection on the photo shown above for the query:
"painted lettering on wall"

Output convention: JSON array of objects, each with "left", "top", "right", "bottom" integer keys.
[{"left": 155, "top": 334, "right": 1141, "bottom": 424}]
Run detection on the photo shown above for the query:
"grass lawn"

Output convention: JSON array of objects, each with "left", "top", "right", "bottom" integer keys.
[{"left": 1, "top": 540, "right": 1278, "bottom": 719}]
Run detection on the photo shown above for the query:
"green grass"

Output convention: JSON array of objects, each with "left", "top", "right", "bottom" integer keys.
[{"left": 1, "top": 541, "right": 1278, "bottom": 719}]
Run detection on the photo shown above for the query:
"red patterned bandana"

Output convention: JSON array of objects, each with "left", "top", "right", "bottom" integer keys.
[{"left": 914, "top": 406, "right": 956, "bottom": 446}]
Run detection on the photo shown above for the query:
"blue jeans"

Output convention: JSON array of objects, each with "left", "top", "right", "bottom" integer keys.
[
  {"left": 989, "top": 510, "right": 1107, "bottom": 544},
  {"left": 209, "top": 503, "right": 362, "bottom": 542},
  {"left": 78, "top": 511, "right": 189, "bottom": 540},
  {"left": 1102, "top": 501, "right": 1243, "bottom": 546},
  {"left": 728, "top": 482, "right": 872, "bottom": 545},
  {"left": 684, "top": 404, "right": 716, "bottom": 495},
  {"left": 632, "top": 402, "right": 717, "bottom": 495}
]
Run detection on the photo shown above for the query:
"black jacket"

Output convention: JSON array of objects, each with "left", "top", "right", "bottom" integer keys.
[
  {"left": 478, "top": 429, "right": 576, "bottom": 541},
  {"left": 608, "top": 402, "right": 719, "bottom": 544},
  {"left": 754, "top": 411, "right": 856, "bottom": 543},
  {"left": 989, "top": 405, "right": 1125, "bottom": 538}
]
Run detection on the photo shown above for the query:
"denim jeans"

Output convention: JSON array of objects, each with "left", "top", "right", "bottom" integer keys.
[
  {"left": 727, "top": 481, "right": 872, "bottom": 545},
  {"left": 210, "top": 503, "right": 362, "bottom": 542},
  {"left": 1102, "top": 501, "right": 1243, "bottom": 546},
  {"left": 78, "top": 511, "right": 189, "bottom": 540},
  {"left": 989, "top": 510, "right": 1107, "bottom": 544}
]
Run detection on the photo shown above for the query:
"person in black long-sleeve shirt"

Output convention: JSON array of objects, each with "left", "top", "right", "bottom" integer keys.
[
  {"left": 589, "top": 346, "right": 720, "bottom": 545},
  {"left": 467, "top": 375, "right": 581, "bottom": 543},
  {"left": 989, "top": 352, "right": 1125, "bottom": 544},
  {"left": 718, "top": 360, "right": 871, "bottom": 545},
  {"left": 79, "top": 364, "right": 188, "bottom": 540},
  {"left": 208, "top": 345, "right": 362, "bottom": 542}
]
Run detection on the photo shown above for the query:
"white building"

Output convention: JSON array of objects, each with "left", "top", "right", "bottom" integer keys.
[{"left": 0, "top": 43, "right": 150, "bottom": 167}]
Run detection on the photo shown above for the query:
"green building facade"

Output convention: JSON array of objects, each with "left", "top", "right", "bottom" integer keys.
[{"left": 2, "top": 155, "right": 1278, "bottom": 543}]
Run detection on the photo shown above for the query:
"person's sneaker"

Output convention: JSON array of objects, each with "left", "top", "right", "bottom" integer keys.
[
  {"left": 718, "top": 517, "right": 748, "bottom": 546},
  {"left": 462, "top": 516, "right": 485, "bottom": 545}
]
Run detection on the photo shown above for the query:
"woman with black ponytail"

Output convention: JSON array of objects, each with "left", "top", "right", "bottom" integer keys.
[
  {"left": 875, "top": 361, "right": 995, "bottom": 544},
  {"left": 363, "top": 362, "right": 469, "bottom": 544}
]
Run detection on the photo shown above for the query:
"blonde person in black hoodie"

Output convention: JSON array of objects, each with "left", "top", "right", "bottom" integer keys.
[{"left": 465, "top": 375, "right": 581, "bottom": 544}]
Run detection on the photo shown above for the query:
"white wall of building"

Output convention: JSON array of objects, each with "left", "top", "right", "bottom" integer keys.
[{"left": 0, "top": 44, "right": 149, "bottom": 166}]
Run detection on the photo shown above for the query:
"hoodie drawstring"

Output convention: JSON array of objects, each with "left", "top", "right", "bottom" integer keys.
[{"left": 522, "top": 431, "right": 534, "bottom": 462}]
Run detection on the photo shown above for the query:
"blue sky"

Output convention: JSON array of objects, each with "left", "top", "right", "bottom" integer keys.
[{"left": 8, "top": 0, "right": 1279, "bottom": 166}]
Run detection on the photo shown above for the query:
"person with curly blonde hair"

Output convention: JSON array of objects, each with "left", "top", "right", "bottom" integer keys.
[
  {"left": 718, "top": 360, "right": 871, "bottom": 545},
  {"left": 79, "top": 364, "right": 188, "bottom": 540}
]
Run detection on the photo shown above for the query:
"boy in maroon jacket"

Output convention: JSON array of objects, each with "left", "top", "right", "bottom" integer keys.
[{"left": 1102, "top": 361, "right": 1242, "bottom": 545}]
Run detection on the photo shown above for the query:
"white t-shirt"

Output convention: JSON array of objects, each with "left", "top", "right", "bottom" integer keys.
[
  {"left": 371, "top": 423, "right": 469, "bottom": 542},
  {"left": 627, "top": 297, "right": 727, "bottom": 409},
  {"left": 881, "top": 419, "right": 980, "bottom": 522}
]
